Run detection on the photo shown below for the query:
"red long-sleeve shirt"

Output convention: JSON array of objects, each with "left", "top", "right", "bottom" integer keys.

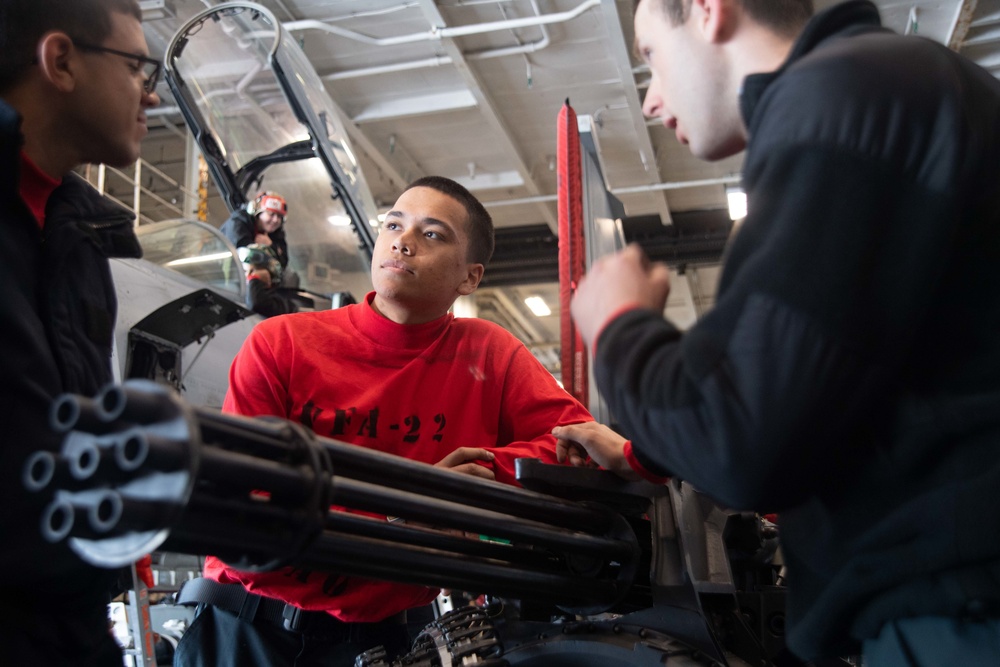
[{"left": 206, "top": 292, "right": 593, "bottom": 622}]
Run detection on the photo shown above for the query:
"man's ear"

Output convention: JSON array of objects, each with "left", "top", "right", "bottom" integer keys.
[
  {"left": 458, "top": 263, "right": 485, "bottom": 296},
  {"left": 691, "top": 0, "right": 737, "bottom": 44},
  {"left": 35, "top": 32, "right": 79, "bottom": 93}
]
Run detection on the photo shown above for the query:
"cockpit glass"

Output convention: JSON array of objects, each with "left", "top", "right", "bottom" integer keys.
[{"left": 167, "top": 4, "right": 376, "bottom": 298}]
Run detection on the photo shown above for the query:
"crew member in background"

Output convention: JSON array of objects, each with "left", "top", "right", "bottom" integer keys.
[
  {"left": 221, "top": 190, "right": 289, "bottom": 270},
  {"left": 222, "top": 190, "right": 297, "bottom": 316}
]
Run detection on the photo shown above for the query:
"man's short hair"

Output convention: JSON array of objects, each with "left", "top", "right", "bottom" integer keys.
[
  {"left": 403, "top": 175, "right": 495, "bottom": 266},
  {"left": 642, "top": 0, "right": 813, "bottom": 37},
  {"left": 0, "top": 0, "right": 143, "bottom": 93}
]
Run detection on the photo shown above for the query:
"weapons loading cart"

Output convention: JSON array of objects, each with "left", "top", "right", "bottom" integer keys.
[{"left": 23, "top": 380, "right": 815, "bottom": 667}]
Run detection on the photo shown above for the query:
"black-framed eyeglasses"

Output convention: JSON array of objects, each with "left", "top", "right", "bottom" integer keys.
[{"left": 73, "top": 41, "right": 162, "bottom": 94}]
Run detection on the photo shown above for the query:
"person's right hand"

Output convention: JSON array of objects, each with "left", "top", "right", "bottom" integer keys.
[
  {"left": 435, "top": 447, "right": 496, "bottom": 481},
  {"left": 254, "top": 233, "right": 272, "bottom": 246},
  {"left": 552, "top": 422, "right": 640, "bottom": 481},
  {"left": 570, "top": 244, "right": 671, "bottom": 349}
]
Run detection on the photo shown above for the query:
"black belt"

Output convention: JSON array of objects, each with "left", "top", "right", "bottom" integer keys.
[{"left": 176, "top": 577, "right": 406, "bottom": 640}]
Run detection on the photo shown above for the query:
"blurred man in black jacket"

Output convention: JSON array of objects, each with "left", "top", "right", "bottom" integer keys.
[
  {"left": 0, "top": 0, "right": 159, "bottom": 663},
  {"left": 555, "top": 1, "right": 1000, "bottom": 664}
]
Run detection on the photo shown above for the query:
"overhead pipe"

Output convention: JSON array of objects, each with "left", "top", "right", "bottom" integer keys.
[
  {"left": 285, "top": 0, "right": 598, "bottom": 47},
  {"left": 611, "top": 175, "right": 743, "bottom": 195},
  {"left": 470, "top": 0, "right": 551, "bottom": 60},
  {"left": 324, "top": 56, "right": 455, "bottom": 81},
  {"left": 322, "top": 27, "right": 548, "bottom": 81},
  {"left": 320, "top": 0, "right": 552, "bottom": 81},
  {"left": 480, "top": 176, "right": 744, "bottom": 208}
]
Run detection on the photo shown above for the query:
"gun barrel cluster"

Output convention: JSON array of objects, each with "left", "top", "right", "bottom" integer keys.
[{"left": 25, "top": 380, "right": 640, "bottom": 613}]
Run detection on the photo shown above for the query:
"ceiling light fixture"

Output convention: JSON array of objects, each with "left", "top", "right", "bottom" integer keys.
[
  {"left": 726, "top": 186, "right": 747, "bottom": 221},
  {"left": 524, "top": 296, "right": 551, "bottom": 317}
]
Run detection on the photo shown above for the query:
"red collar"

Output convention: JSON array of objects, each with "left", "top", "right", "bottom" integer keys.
[
  {"left": 18, "top": 152, "right": 60, "bottom": 229},
  {"left": 353, "top": 291, "right": 454, "bottom": 351}
]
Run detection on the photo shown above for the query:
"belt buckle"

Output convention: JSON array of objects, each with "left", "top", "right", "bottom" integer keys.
[{"left": 282, "top": 603, "right": 305, "bottom": 632}]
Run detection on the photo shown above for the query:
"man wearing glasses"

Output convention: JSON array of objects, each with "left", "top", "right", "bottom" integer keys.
[{"left": 0, "top": 0, "right": 159, "bottom": 663}]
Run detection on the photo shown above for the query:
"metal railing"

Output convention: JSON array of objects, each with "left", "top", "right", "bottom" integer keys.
[{"left": 81, "top": 159, "right": 201, "bottom": 227}]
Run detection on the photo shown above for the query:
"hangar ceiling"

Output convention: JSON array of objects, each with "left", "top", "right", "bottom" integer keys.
[{"left": 128, "top": 0, "right": 999, "bottom": 376}]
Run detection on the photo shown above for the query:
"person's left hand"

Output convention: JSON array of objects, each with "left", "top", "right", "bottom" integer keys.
[
  {"left": 254, "top": 233, "right": 272, "bottom": 246},
  {"left": 401, "top": 450, "right": 496, "bottom": 540},
  {"left": 435, "top": 447, "right": 496, "bottom": 481}
]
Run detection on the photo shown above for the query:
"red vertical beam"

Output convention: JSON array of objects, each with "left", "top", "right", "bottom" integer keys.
[{"left": 557, "top": 100, "right": 588, "bottom": 408}]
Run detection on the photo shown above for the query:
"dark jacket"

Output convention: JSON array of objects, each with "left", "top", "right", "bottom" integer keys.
[
  {"left": 595, "top": 1, "right": 1000, "bottom": 659},
  {"left": 219, "top": 207, "right": 289, "bottom": 269},
  {"left": 0, "top": 100, "right": 141, "bottom": 611}
]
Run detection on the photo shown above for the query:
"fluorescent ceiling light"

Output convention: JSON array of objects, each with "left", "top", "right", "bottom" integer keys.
[
  {"left": 726, "top": 187, "right": 747, "bottom": 220},
  {"left": 524, "top": 296, "right": 551, "bottom": 317},
  {"left": 452, "top": 296, "right": 477, "bottom": 319},
  {"left": 328, "top": 215, "right": 351, "bottom": 226},
  {"left": 165, "top": 251, "right": 233, "bottom": 267}
]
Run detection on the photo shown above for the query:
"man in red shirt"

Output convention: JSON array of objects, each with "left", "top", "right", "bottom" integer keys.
[{"left": 175, "top": 175, "right": 625, "bottom": 666}]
